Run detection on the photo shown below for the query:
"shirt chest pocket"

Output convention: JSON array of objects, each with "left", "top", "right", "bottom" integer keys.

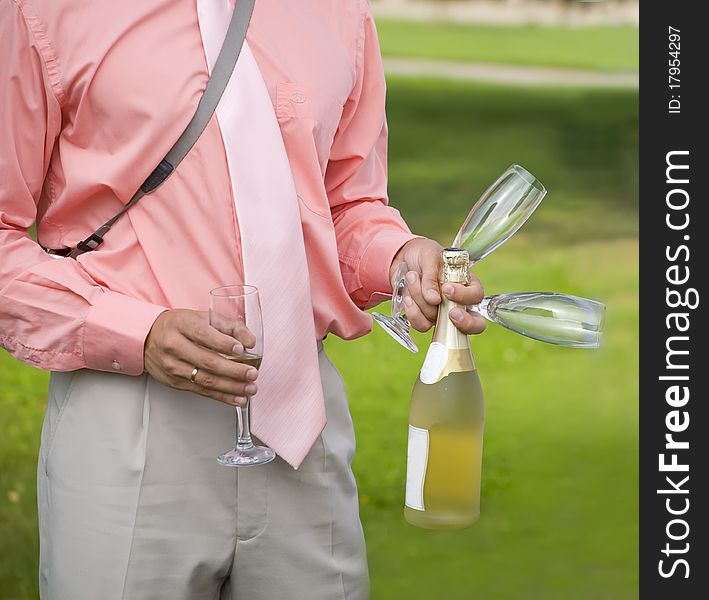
[{"left": 275, "top": 82, "right": 344, "bottom": 178}]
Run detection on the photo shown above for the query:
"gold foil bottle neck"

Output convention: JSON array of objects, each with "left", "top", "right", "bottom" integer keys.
[{"left": 441, "top": 247, "right": 470, "bottom": 285}]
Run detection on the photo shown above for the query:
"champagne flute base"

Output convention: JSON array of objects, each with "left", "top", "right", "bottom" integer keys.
[
  {"left": 218, "top": 444, "right": 276, "bottom": 467},
  {"left": 372, "top": 312, "right": 419, "bottom": 353}
]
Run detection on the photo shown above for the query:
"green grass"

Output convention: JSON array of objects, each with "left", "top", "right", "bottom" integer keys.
[
  {"left": 377, "top": 20, "right": 639, "bottom": 72},
  {"left": 384, "top": 77, "right": 638, "bottom": 244},
  {"left": 339, "top": 77, "right": 638, "bottom": 598},
  {"left": 328, "top": 237, "right": 638, "bottom": 599},
  {"left": 0, "top": 354, "right": 47, "bottom": 598},
  {"left": 0, "top": 78, "right": 638, "bottom": 598}
]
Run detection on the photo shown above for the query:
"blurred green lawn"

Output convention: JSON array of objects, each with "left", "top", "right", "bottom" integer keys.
[
  {"left": 328, "top": 77, "right": 638, "bottom": 599},
  {"left": 0, "top": 80, "right": 637, "bottom": 598},
  {"left": 377, "top": 20, "right": 639, "bottom": 72}
]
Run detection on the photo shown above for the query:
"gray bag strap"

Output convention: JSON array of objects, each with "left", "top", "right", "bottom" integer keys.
[{"left": 45, "top": 0, "right": 256, "bottom": 259}]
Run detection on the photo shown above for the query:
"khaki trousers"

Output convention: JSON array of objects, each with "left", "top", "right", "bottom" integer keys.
[{"left": 37, "top": 345, "right": 369, "bottom": 599}]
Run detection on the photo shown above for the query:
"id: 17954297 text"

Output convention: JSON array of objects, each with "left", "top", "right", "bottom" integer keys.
[{"left": 668, "top": 26, "right": 681, "bottom": 114}]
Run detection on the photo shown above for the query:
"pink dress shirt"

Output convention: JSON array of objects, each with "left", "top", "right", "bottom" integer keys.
[{"left": 0, "top": 0, "right": 417, "bottom": 376}]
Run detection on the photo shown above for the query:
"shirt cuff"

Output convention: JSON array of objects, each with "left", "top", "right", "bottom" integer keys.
[
  {"left": 359, "top": 230, "right": 422, "bottom": 310},
  {"left": 83, "top": 291, "right": 168, "bottom": 376}
]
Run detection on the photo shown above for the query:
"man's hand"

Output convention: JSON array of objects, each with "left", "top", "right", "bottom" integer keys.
[
  {"left": 144, "top": 309, "right": 258, "bottom": 406},
  {"left": 390, "top": 238, "right": 486, "bottom": 334}
]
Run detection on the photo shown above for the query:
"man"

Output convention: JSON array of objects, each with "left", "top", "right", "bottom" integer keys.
[{"left": 0, "top": 0, "right": 485, "bottom": 598}]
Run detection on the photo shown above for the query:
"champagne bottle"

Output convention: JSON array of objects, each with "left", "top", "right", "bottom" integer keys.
[{"left": 404, "top": 248, "right": 485, "bottom": 530}]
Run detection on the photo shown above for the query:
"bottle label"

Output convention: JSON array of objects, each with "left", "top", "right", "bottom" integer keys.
[
  {"left": 405, "top": 425, "right": 429, "bottom": 510},
  {"left": 419, "top": 342, "right": 448, "bottom": 384}
]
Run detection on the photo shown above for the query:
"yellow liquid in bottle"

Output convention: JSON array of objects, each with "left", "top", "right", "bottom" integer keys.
[{"left": 405, "top": 364, "right": 485, "bottom": 530}]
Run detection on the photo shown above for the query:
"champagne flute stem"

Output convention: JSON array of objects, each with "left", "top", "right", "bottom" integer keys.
[
  {"left": 236, "top": 398, "right": 254, "bottom": 449},
  {"left": 467, "top": 297, "right": 493, "bottom": 321}
]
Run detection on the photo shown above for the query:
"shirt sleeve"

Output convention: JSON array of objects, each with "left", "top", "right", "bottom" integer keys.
[
  {"left": 324, "top": 0, "right": 420, "bottom": 310},
  {"left": 0, "top": 2, "right": 167, "bottom": 375}
]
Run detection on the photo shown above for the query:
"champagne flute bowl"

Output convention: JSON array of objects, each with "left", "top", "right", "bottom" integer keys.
[
  {"left": 373, "top": 164, "right": 547, "bottom": 353},
  {"left": 469, "top": 292, "right": 606, "bottom": 348}
]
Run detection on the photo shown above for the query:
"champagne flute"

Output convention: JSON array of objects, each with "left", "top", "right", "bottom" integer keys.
[
  {"left": 469, "top": 292, "right": 606, "bottom": 348},
  {"left": 373, "top": 164, "right": 546, "bottom": 352},
  {"left": 210, "top": 285, "right": 275, "bottom": 467}
]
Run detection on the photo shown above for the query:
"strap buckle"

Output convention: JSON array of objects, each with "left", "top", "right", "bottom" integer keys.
[
  {"left": 41, "top": 232, "right": 105, "bottom": 259},
  {"left": 72, "top": 232, "right": 105, "bottom": 256}
]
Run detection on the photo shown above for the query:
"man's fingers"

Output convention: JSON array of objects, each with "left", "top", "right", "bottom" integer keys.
[
  {"left": 405, "top": 271, "right": 439, "bottom": 323},
  {"left": 156, "top": 353, "right": 246, "bottom": 407},
  {"left": 449, "top": 307, "right": 487, "bottom": 335},
  {"left": 213, "top": 320, "right": 257, "bottom": 349},
  {"left": 419, "top": 252, "right": 442, "bottom": 305},
  {"left": 183, "top": 313, "right": 252, "bottom": 357},
  {"left": 440, "top": 280, "right": 484, "bottom": 307},
  {"left": 404, "top": 295, "right": 435, "bottom": 332},
  {"left": 225, "top": 322, "right": 257, "bottom": 349},
  {"left": 184, "top": 379, "right": 248, "bottom": 407},
  {"left": 169, "top": 357, "right": 257, "bottom": 401},
  {"left": 161, "top": 331, "right": 259, "bottom": 389},
  {"left": 182, "top": 343, "right": 258, "bottom": 385},
  {"left": 190, "top": 386, "right": 247, "bottom": 407}
]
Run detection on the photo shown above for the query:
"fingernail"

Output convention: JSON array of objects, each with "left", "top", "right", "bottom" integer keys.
[
  {"left": 232, "top": 342, "right": 244, "bottom": 355},
  {"left": 245, "top": 384, "right": 258, "bottom": 395},
  {"left": 404, "top": 296, "right": 414, "bottom": 307},
  {"left": 406, "top": 271, "right": 417, "bottom": 284},
  {"left": 246, "top": 368, "right": 258, "bottom": 381},
  {"left": 442, "top": 284, "right": 454, "bottom": 296},
  {"left": 449, "top": 308, "right": 463, "bottom": 321},
  {"left": 425, "top": 289, "right": 441, "bottom": 303},
  {"left": 232, "top": 396, "right": 245, "bottom": 406}
]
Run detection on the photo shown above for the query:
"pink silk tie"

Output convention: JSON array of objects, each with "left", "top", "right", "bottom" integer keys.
[{"left": 196, "top": 0, "right": 326, "bottom": 469}]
